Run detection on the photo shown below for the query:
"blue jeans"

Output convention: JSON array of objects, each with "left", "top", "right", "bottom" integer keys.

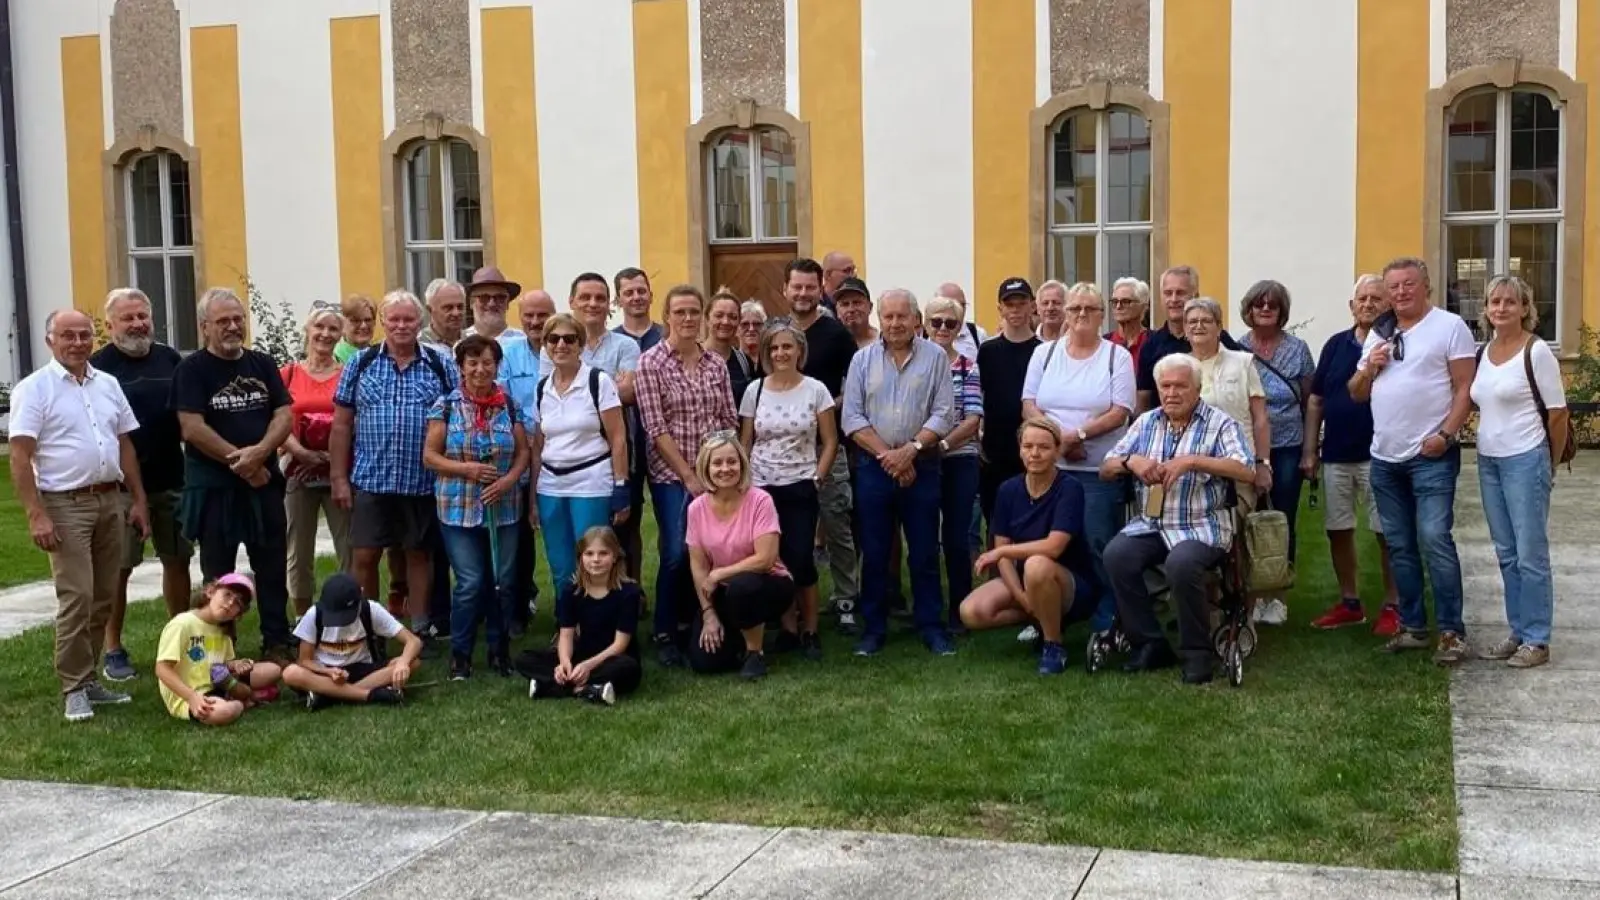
[
  {"left": 940, "top": 456, "right": 981, "bottom": 626},
  {"left": 1478, "top": 447, "right": 1554, "bottom": 645},
  {"left": 1067, "top": 469, "right": 1124, "bottom": 632},
  {"left": 537, "top": 493, "right": 613, "bottom": 617},
  {"left": 1370, "top": 446, "right": 1465, "bottom": 635},
  {"left": 649, "top": 481, "right": 693, "bottom": 639},
  {"left": 440, "top": 522, "right": 519, "bottom": 659},
  {"left": 856, "top": 457, "right": 944, "bottom": 639},
  {"left": 1269, "top": 444, "right": 1305, "bottom": 561}
]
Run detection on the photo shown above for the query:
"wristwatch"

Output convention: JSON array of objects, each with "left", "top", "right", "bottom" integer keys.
[
  {"left": 1076, "top": 427, "right": 1089, "bottom": 443},
  {"left": 1256, "top": 457, "right": 1271, "bottom": 469},
  {"left": 1437, "top": 430, "right": 1458, "bottom": 446},
  {"left": 938, "top": 439, "right": 950, "bottom": 453},
  {"left": 911, "top": 438, "right": 926, "bottom": 452}
]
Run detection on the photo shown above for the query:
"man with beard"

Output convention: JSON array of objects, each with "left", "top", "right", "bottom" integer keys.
[
  {"left": 171, "top": 288, "right": 294, "bottom": 659},
  {"left": 421, "top": 279, "right": 467, "bottom": 352},
  {"left": 462, "top": 267, "right": 525, "bottom": 345},
  {"left": 89, "top": 288, "right": 192, "bottom": 681}
]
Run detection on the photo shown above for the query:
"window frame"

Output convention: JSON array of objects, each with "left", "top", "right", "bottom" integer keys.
[
  {"left": 379, "top": 116, "right": 497, "bottom": 299},
  {"left": 399, "top": 137, "right": 485, "bottom": 294},
  {"left": 1045, "top": 106, "right": 1154, "bottom": 294},
  {"left": 122, "top": 149, "right": 198, "bottom": 351},
  {"left": 705, "top": 127, "right": 798, "bottom": 246}
]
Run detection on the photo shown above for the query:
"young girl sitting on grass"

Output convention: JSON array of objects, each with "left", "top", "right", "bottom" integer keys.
[
  {"left": 155, "top": 574, "right": 283, "bottom": 726},
  {"left": 516, "top": 527, "right": 642, "bottom": 706}
]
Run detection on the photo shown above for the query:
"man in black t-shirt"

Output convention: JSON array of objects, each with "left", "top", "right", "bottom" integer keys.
[
  {"left": 1134, "top": 265, "right": 1242, "bottom": 413},
  {"left": 170, "top": 288, "right": 294, "bottom": 658},
  {"left": 89, "top": 289, "right": 193, "bottom": 682},
  {"left": 977, "top": 277, "right": 1043, "bottom": 536}
]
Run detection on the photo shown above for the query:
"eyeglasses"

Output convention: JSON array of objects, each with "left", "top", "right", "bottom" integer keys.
[
  {"left": 1185, "top": 319, "right": 1217, "bottom": 329},
  {"left": 739, "top": 321, "right": 764, "bottom": 330},
  {"left": 1110, "top": 298, "right": 1140, "bottom": 307},
  {"left": 1064, "top": 305, "right": 1103, "bottom": 317},
  {"left": 474, "top": 293, "right": 510, "bottom": 306},
  {"left": 928, "top": 317, "right": 961, "bottom": 331},
  {"left": 545, "top": 332, "right": 580, "bottom": 346}
]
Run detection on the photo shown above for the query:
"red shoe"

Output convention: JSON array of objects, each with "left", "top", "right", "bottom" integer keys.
[
  {"left": 1312, "top": 602, "right": 1367, "bottom": 630},
  {"left": 252, "top": 685, "right": 279, "bottom": 704},
  {"left": 1372, "top": 605, "right": 1401, "bottom": 637}
]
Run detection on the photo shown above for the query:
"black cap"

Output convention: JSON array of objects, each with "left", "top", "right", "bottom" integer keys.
[
  {"left": 834, "top": 276, "right": 870, "bottom": 299},
  {"left": 315, "top": 573, "right": 364, "bottom": 628},
  {"left": 998, "top": 277, "right": 1034, "bottom": 301}
]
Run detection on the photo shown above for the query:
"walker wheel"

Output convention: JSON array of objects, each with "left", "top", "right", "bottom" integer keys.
[{"left": 1225, "top": 641, "right": 1244, "bottom": 687}]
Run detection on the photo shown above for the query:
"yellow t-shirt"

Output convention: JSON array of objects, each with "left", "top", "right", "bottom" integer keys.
[{"left": 156, "top": 611, "right": 235, "bottom": 719}]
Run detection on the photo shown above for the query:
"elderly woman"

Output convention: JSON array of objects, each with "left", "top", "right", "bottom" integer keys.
[
  {"left": 707, "top": 289, "right": 758, "bottom": 404},
  {"left": 1020, "top": 282, "right": 1134, "bottom": 637},
  {"left": 334, "top": 293, "right": 376, "bottom": 363},
  {"left": 738, "top": 301, "right": 767, "bottom": 368},
  {"left": 424, "top": 335, "right": 532, "bottom": 680},
  {"left": 1238, "top": 280, "right": 1315, "bottom": 561},
  {"left": 1106, "top": 277, "right": 1151, "bottom": 365},
  {"left": 1184, "top": 297, "right": 1271, "bottom": 486},
  {"left": 925, "top": 295, "right": 984, "bottom": 632},
  {"left": 532, "top": 313, "right": 630, "bottom": 601},
  {"left": 686, "top": 433, "right": 796, "bottom": 680},
  {"left": 739, "top": 320, "right": 836, "bottom": 659},
  {"left": 1471, "top": 275, "right": 1568, "bottom": 669},
  {"left": 280, "top": 304, "right": 351, "bottom": 616},
  {"left": 961, "top": 417, "right": 1105, "bottom": 675}
]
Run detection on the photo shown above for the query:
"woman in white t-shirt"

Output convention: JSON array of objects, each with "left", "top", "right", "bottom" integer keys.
[
  {"left": 532, "top": 314, "right": 631, "bottom": 600},
  {"left": 738, "top": 320, "right": 837, "bottom": 660},
  {"left": 1470, "top": 275, "right": 1569, "bottom": 669},
  {"left": 1021, "top": 282, "right": 1135, "bottom": 633}
]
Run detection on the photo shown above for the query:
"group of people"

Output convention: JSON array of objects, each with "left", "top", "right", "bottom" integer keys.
[{"left": 10, "top": 250, "right": 1569, "bottom": 722}]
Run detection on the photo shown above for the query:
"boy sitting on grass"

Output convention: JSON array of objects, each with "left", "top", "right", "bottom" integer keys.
[{"left": 283, "top": 573, "right": 422, "bottom": 709}]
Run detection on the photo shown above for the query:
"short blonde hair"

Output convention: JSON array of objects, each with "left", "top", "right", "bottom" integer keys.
[
  {"left": 341, "top": 293, "right": 376, "bottom": 320},
  {"left": 1481, "top": 275, "right": 1539, "bottom": 334},
  {"left": 694, "top": 431, "right": 751, "bottom": 493},
  {"left": 1067, "top": 281, "right": 1105, "bottom": 309},
  {"left": 542, "top": 312, "right": 582, "bottom": 342},
  {"left": 924, "top": 295, "right": 962, "bottom": 322},
  {"left": 1017, "top": 415, "right": 1062, "bottom": 444}
]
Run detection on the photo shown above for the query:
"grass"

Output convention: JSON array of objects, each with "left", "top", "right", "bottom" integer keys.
[
  {"left": 0, "top": 484, "right": 1456, "bottom": 872},
  {"left": 0, "top": 458, "right": 55, "bottom": 588}
]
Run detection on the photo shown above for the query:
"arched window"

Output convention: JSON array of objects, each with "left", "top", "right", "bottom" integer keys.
[
  {"left": 401, "top": 137, "right": 483, "bottom": 292},
  {"left": 1047, "top": 107, "right": 1152, "bottom": 292},
  {"left": 707, "top": 128, "right": 798, "bottom": 243},
  {"left": 124, "top": 150, "right": 198, "bottom": 349},
  {"left": 1442, "top": 87, "right": 1564, "bottom": 340}
]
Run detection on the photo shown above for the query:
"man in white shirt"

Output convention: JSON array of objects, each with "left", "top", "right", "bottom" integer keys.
[
  {"left": 1349, "top": 257, "right": 1476, "bottom": 665},
  {"left": 8, "top": 309, "right": 150, "bottom": 721}
]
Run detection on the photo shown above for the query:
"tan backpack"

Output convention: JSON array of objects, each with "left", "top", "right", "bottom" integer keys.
[{"left": 1243, "top": 499, "right": 1294, "bottom": 593}]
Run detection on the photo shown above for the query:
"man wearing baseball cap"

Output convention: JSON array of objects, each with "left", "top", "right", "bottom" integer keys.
[
  {"left": 978, "top": 277, "right": 1044, "bottom": 534},
  {"left": 283, "top": 573, "right": 423, "bottom": 708}
]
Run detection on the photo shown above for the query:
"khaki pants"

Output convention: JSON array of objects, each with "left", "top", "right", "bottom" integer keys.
[
  {"left": 284, "top": 480, "right": 352, "bottom": 603},
  {"left": 43, "top": 490, "right": 124, "bottom": 694},
  {"left": 819, "top": 452, "right": 858, "bottom": 605}
]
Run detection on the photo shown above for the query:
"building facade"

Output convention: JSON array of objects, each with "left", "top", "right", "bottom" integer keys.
[{"left": 3, "top": 0, "right": 1598, "bottom": 379}]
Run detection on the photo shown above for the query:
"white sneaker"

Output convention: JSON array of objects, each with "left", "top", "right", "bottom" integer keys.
[
  {"left": 1016, "top": 625, "right": 1040, "bottom": 643},
  {"left": 1254, "top": 599, "right": 1288, "bottom": 626}
]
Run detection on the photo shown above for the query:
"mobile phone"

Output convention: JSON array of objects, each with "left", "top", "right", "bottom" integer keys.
[{"left": 1144, "top": 483, "right": 1165, "bottom": 519}]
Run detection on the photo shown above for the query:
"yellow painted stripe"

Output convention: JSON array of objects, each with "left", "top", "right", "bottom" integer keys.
[
  {"left": 633, "top": 0, "right": 691, "bottom": 296},
  {"left": 1164, "top": 0, "right": 1230, "bottom": 312},
  {"left": 330, "top": 16, "right": 385, "bottom": 301},
  {"left": 190, "top": 25, "right": 249, "bottom": 308},
  {"left": 1581, "top": 0, "right": 1600, "bottom": 326},
  {"left": 62, "top": 35, "right": 107, "bottom": 317},
  {"left": 799, "top": 0, "right": 865, "bottom": 278},
  {"left": 970, "top": 0, "right": 1033, "bottom": 332},
  {"left": 483, "top": 6, "right": 543, "bottom": 290},
  {"left": 1355, "top": 0, "right": 1429, "bottom": 279}
]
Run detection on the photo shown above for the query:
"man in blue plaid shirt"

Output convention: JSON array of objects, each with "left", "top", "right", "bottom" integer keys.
[
  {"left": 330, "top": 290, "right": 460, "bottom": 633},
  {"left": 1099, "top": 353, "right": 1254, "bottom": 685}
]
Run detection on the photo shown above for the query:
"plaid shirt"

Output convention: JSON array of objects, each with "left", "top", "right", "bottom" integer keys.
[
  {"left": 333, "top": 343, "right": 460, "bottom": 496},
  {"left": 1109, "top": 400, "right": 1252, "bottom": 550},
  {"left": 635, "top": 341, "right": 737, "bottom": 484},
  {"left": 426, "top": 389, "right": 529, "bottom": 528},
  {"left": 945, "top": 355, "right": 983, "bottom": 458}
]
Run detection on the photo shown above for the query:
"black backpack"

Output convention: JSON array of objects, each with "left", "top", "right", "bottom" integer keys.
[
  {"left": 536, "top": 367, "right": 608, "bottom": 441},
  {"left": 309, "top": 601, "right": 389, "bottom": 665},
  {"left": 349, "top": 344, "right": 451, "bottom": 396}
]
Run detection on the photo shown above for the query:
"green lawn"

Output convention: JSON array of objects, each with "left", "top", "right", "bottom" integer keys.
[
  {"left": 0, "top": 458, "right": 56, "bottom": 588},
  {"left": 0, "top": 492, "right": 1455, "bottom": 872}
]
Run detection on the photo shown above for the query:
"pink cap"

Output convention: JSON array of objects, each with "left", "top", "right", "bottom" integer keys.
[{"left": 214, "top": 573, "right": 256, "bottom": 599}]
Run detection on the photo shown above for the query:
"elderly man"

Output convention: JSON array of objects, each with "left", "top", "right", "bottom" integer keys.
[
  {"left": 421, "top": 279, "right": 467, "bottom": 352},
  {"left": 613, "top": 267, "right": 663, "bottom": 351},
  {"left": 10, "top": 309, "right": 149, "bottom": 720},
  {"left": 331, "top": 290, "right": 460, "bottom": 634},
  {"left": 1135, "top": 266, "right": 1242, "bottom": 413},
  {"left": 170, "top": 288, "right": 294, "bottom": 657},
  {"left": 462, "top": 266, "right": 525, "bottom": 345},
  {"left": 518, "top": 289, "right": 555, "bottom": 343},
  {"left": 1101, "top": 353, "right": 1254, "bottom": 685},
  {"left": 835, "top": 277, "right": 877, "bottom": 348},
  {"left": 842, "top": 289, "right": 957, "bottom": 657},
  {"left": 1304, "top": 275, "right": 1400, "bottom": 634},
  {"left": 89, "top": 288, "right": 191, "bottom": 682},
  {"left": 934, "top": 282, "right": 987, "bottom": 361},
  {"left": 1106, "top": 277, "right": 1151, "bottom": 364},
  {"left": 1350, "top": 257, "right": 1476, "bottom": 664}
]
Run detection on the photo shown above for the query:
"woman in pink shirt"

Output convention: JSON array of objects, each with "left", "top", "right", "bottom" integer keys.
[{"left": 685, "top": 433, "right": 794, "bottom": 680}]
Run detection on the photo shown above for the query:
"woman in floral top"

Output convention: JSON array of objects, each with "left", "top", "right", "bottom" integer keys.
[
  {"left": 423, "top": 334, "right": 532, "bottom": 680},
  {"left": 1238, "top": 279, "right": 1316, "bottom": 567}
]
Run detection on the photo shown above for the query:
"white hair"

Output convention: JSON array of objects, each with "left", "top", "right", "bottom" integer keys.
[
  {"left": 424, "top": 278, "right": 463, "bottom": 305},
  {"left": 925, "top": 295, "right": 962, "bottom": 321},
  {"left": 197, "top": 287, "right": 243, "bottom": 323},
  {"left": 379, "top": 289, "right": 425, "bottom": 317},
  {"left": 878, "top": 288, "right": 919, "bottom": 316},
  {"left": 1037, "top": 280, "right": 1069, "bottom": 301},
  {"left": 1112, "top": 277, "right": 1151, "bottom": 306},
  {"left": 739, "top": 300, "right": 766, "bottom": 321},
  {"left": 1351, "top": 274, "right": 1384, "bottom": 298},
  {"left": 103, "top": 287, "right": 151, "bottom": 320},
  {"left": 1152, "top": 352, "right": 1203, "bottom": 386}
]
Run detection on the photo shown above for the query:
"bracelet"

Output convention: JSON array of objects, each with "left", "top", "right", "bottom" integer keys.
[{"left": 701, "top": 607, "right": 715, "bottom": 618}]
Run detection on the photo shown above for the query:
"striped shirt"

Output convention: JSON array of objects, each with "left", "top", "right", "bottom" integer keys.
[
  {"left": 945, "top": 355, "right": 983, "bottom": 458},
  {"left": 635, "top": 341, "right": 737, "bottom": 485},
  {"left": 1108, "top": 400, "right": 1252, "bottom": 550},
  {"left": 841, "top": 337, "right": 956, "bottom": 448},
  {"left": 426, "top": 389, "right": 531, "bottom": 528},
  {"left": 333, "top": 343, "right": 460, "bottom": 496}
]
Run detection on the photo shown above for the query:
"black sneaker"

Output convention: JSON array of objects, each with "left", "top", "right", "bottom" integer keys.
[
  {"left": 304, "top": 691, "right": 332, "bottom": 712},
  {"left": 800, "top": 631, "right": 823, "bottom": 661},
  {"left": 367, "top": 685, "right": 404, "bottom": 705},
  {"left": 488, "top": 651, "right": 513, "bottom": 677},
  {"left": 449, "top": 656, "right": 472, "bottom": 681},
  {"left": 773, "top": 630, "right": 802, "bottom": 654},
  {"left": 576, "top": 682, "right": 617, "bottom": 706},
  {"left": 740, "top": 651, "right": 768, "bottom": 680},
  {"left": 655, "top": 634, "right": 686, "bottom": 668}
]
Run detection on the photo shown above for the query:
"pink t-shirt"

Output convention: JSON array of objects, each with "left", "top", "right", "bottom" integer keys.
[{"left": 685, "top": 487, "right": 791, "bottom": 578}]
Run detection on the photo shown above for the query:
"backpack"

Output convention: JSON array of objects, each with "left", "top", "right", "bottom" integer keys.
[
  {"left": 1242, "top": 499, "right": 1294, "bottom": 593},
  {"left": 310, "top": 601, "right": 389, "bottom": 666},
  {"left": 1475, "top": 337, "right": 1578, "bottom": 469},
  {"left": 965, "top": 321, "right": 981, "bottom": 347},
  {"left": 537, "top": 367, "right": 620, "bottom": 477},
  {"left": 350, "top": 343, "right": 451, "bottom": 395},
  {"left": 535, "top": 367, "right": 608, "bottom": 442}
]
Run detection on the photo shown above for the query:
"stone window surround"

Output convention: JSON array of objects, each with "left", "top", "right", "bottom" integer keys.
[
  {"left": 1029, "top": 81, "right": 1170, "bottom": 319},
  {"left": 380, "top": 114, "right": 497, "bottom": 294},
  {"left": 685, "top": 99, "right": 813, "bottom": 292},
  {"left": 102, "top": 126, "right": 206, "bottom": 305},
  {"left": 1424, "top": 59, "right": 1588, "bottom": 352}
]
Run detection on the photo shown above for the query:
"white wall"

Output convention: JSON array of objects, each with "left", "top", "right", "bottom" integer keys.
[
  {"left": 0, "top": 73, "right": 15, "bottom": 382},
  {"left": 1228, "top": 0, "right": 1358, "bottom": 358},
  {"left": 530, "top": 0, "right": 641, "bottom": 311},
  {"left": 860, "top": 0, "right": 974, "bottom": 303}
]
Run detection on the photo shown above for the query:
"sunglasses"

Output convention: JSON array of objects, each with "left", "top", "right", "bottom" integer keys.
[
  {"left": 928, "top": 317, "right": 961, "bottom": 331},
  {"left": 545, "top": 332, "right": 580, "bottom": 346},
  {"left": 1250, "top": 299, "right": 1282, "bottom": 310}
]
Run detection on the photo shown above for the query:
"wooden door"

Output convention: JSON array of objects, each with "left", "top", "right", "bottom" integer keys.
[{"left": 708, "top": 241, "right": 798, "bottom": 307}]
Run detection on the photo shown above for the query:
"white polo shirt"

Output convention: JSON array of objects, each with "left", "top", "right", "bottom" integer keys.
[
  {"left": 537, "top": 364, "right": 622, "bottom": 497},
  {"left": 9, "top": 358, "right": 140, "bottom": 491}
]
